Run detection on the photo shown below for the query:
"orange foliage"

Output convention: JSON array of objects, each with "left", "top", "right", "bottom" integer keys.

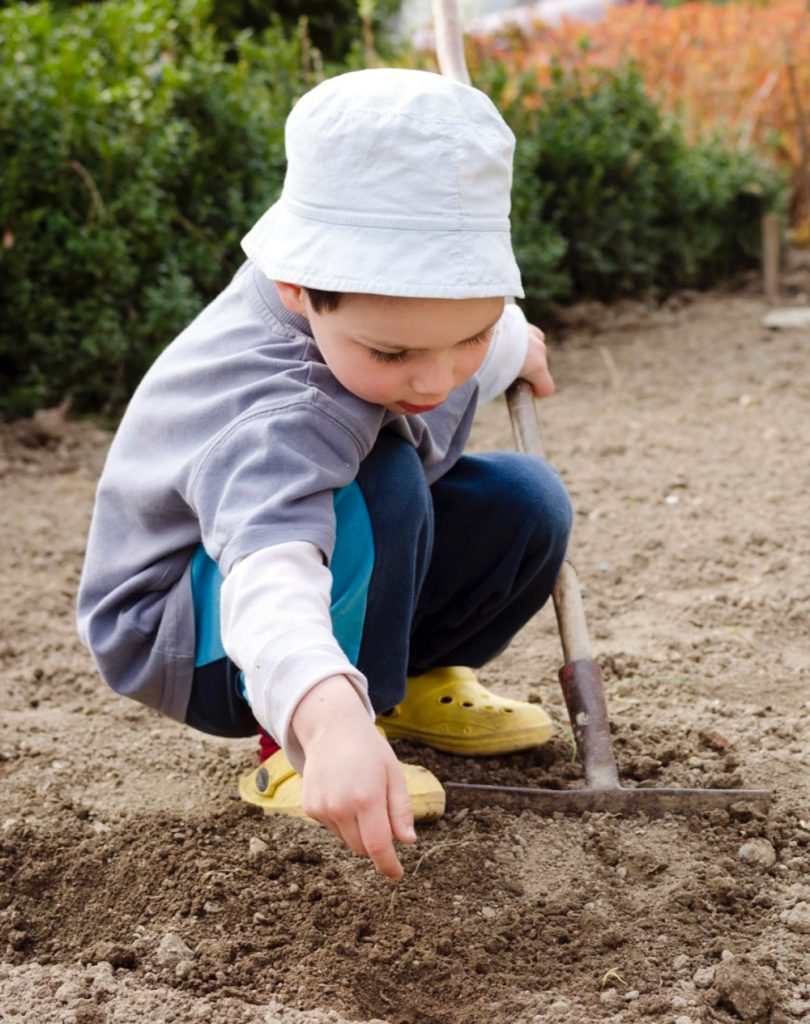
[{"left": 468, "top": 0, "right": 810, "bottom": 225}]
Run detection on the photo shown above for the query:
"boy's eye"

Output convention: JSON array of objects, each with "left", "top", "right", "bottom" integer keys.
[
  {"left": 464, "top": 328, "right": 494, "bottom": 347},
  {"left": 369, "top": 348, "right": 409, "bottom": 364},
  {"left": 367, "top": 328, "right": 492, "bottom": 364}
]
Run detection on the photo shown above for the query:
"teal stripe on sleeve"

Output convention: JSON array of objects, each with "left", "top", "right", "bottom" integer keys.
[
  {"left": 330, "top": 481, "right": 374, "bottom": 666},
  {"left": 190, "top": 545, "right": 227, "bottom": 668}
]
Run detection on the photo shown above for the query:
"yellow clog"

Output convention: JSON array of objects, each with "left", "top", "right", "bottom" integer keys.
[
  {"left": 239, "top": 747, "right": 446, "bottom": 821},
  {"left": 377, "top": 666, "right": 553, "bottom": 756}
]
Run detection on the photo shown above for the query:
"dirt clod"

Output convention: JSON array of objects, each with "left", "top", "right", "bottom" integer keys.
[
  {"left": 713, "top": 958, "right": 779, "bottom": 1022},
  {"left": 81, "top": 942, "right": 138, "bottom": 969}
]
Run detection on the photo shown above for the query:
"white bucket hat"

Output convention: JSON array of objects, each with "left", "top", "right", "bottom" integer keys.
[{"left": 241, "top": 67, "right": 524, "bottom": 299}]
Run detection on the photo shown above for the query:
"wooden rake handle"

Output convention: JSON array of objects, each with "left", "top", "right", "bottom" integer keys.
[
  {"left": 432, "top": 0, "right": 471, "bottom": 85},
  {"left": 506, "top": 381, "right": 594, "bottom": 664},
  {"left": 505, "top": 382, "right": 619, "bottom": 788},
  {"left": 431, "top": 1, "right": 619, "bottom": 788}
]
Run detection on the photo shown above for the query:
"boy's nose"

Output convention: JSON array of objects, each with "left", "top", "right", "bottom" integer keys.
[{"left": 411, "top": 353, "right": 456, "bottom": 398}]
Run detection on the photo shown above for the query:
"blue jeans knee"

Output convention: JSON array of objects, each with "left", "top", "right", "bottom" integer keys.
[{"left": 494, "top": 452, "right": 573, "bottom": 567}]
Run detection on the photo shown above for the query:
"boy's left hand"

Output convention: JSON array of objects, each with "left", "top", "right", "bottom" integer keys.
[{"left": 519, "top": 324, "right": 555, "bottom": 399}]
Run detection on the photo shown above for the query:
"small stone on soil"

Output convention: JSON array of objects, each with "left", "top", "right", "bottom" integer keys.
[
  {"left": 783, "top": 901, "right": 810, "bottom": 934},
  {"left": 248, "top": 835, "right": 269, "bottom": 861},
  {"left": 156, "top": 931, "right": 195, "bottom": 967},
  {"left": 699, "top": 729, "right": 731, "bottom": 751},
  {"left": 738, "top": 838, "right": 777, "bottom": 868},
  {"left": 54, "top": 979, "right": 86, "bottom": 1003},
  {"left": 693, "top": 965, "right": 716, "bottom": 988}
]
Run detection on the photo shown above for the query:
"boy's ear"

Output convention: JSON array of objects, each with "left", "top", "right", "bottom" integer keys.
[{"left": 273, "top": 281, "right": 308, "bottom": 316}]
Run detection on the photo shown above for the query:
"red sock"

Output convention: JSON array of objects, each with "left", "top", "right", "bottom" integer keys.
[{"left": 258, "top": 726, "right": 280, "bottom": 764}]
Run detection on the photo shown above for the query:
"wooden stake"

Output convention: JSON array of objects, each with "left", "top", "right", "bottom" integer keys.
[
  {"left": 786, "top": 57, "right": 810, "bottom": 226},
  {"left": 762, "top": 212, "right": 780, "bottom": 307}
]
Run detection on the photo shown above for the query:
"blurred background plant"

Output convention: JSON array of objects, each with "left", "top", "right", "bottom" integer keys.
[
  {"left": 0, "top": 0, "right": 791, "bottom": 417},
  {"left": 0, "top": 0, "right": 402, "bottom": 60},
  {"left": 477, "top": 59, "right": 786, "bottom": 318},
  {"left": 0, "top": 0, "right": 312, "bottom": 417},
  {"left": 466, "top": 0, "right": 809, "bottom": 238}
]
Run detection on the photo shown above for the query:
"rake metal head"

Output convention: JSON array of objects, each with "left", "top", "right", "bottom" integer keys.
[{"left": 444, "top": 781, "right": 771, "bottom": 817}]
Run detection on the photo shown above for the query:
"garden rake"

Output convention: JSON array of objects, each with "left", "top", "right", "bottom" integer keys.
[{"left": 431, "top": 0, "right": 770, "bottom": 816}]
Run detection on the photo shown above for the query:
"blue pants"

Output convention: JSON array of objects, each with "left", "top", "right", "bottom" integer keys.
[{"left": 185, "top": 430, "right": 572, "bottom": 738}]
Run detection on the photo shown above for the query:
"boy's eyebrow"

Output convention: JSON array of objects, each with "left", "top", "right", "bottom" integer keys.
[{"left": 363, "top": 316, "right": 501, "bottom": 353}]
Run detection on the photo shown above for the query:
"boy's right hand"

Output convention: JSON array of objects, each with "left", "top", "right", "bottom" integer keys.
[{"left": 291, "top": 675, "right": 417, "bottom": 881}]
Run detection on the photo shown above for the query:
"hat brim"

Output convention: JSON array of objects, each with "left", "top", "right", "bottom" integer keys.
[{"left": 241, "top": 200, "right": 524, "bottom": 300}]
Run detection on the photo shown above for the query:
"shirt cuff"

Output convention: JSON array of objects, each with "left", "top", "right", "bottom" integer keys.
[
  {"left": 476, "top": 303, "right": 530, "bottom": 404},
  {"left": 247, "top": 633, "right": 374, "bottom": 774}
]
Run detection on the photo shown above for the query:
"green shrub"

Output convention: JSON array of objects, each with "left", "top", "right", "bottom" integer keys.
[
  {"left": 0, "top": 0, "right": 309, "bottom": 417},
  {"left": 478, "top": 61, "right": 787, "bottom": 315},
  {"left": 0, "top": 0, "right": 402, "bottom": 64},
  {"left": 203, "top": 0, "right": 402, "bottom": 63}
]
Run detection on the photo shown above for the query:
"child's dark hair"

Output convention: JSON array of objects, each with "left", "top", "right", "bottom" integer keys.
[{"left": 305, "top": 288, "right": 343, "bottom": 313}]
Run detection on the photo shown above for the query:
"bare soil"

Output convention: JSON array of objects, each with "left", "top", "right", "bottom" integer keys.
[{"left": 1, "top": 262, "right": 809, "bottom": 1024}]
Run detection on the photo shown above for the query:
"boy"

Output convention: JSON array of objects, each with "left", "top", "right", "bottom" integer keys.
[{"left": 77, "top": 68, "right": 572, "bottom": 881}]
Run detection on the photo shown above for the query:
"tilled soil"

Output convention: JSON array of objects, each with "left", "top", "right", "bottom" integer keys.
[{"left": 1, "top": 264, "right": 809, "bottom": 1024}]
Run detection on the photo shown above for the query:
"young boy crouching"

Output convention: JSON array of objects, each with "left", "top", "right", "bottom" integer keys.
[{"left": 78, "top": 68, "right": 572, "bottom": 880}]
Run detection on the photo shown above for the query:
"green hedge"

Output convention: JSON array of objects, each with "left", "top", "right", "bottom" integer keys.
[
  {"left": 0, "top": 0, "right": 787, "bottom": 417},
  {"left": 479, "top": 62, "right": 787, "bottom": 314},
  {"left": 0, "top": 0, "right": 309, "bottom": 417},
  {"left": 0, "top": 0, "right": 402, "bottom": 63}
]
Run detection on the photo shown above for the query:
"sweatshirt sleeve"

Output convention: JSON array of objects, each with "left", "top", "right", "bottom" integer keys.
[
  {"left": 220, "top": 540, "right": 374, "bottom": 773},
  {"left": 186, "top": 397, "right": 366, "bottom": 575},
  {"left": 475, "top": 303, "right": 530, "bottom": 404}
]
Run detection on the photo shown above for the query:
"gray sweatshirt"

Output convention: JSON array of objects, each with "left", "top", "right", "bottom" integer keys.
[{"left": 77, "top": 261, "right": 527, "bottom": 729}]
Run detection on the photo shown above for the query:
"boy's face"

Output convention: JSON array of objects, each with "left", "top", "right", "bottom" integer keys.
[{"left": 275, "top": 283, "right": 504, "bottom": 414}]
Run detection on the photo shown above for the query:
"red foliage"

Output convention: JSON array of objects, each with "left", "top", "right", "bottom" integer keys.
[{"left": 467, "top": 0, "right": 810, "bottom": 229}]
